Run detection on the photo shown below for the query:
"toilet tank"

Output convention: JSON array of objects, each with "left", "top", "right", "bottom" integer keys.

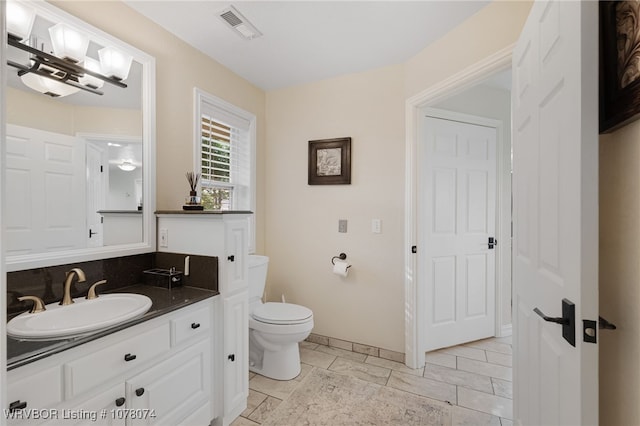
[{"left": 248, "top": 255, "right": 269, "bottom": 300}]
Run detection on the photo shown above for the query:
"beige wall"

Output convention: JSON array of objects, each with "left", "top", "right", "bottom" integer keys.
[
  {"left": 7, "top": 87, "right": 142, "bottom": 136},
  {"left": 599, "top": 123, "right": 640, "bottom": 425},
  {"left": 265, "top": 64, "right": 406, "bottom": 351},
  {"left": 51, "top": 0, "right": 267, "bottom": 252},
  {"left": 405, "top": 0, "right": 532, "bottom": 98}
]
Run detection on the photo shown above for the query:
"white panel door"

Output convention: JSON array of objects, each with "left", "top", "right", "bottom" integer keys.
[
  {"left": 512, "top": 1, "right": 598, "bottom": 424},
  {"left": 5, "top": 125, "right": 86, "bottom": 255},
  {"left": 422, "top": 115, "right": 497, "bottom": 351}
]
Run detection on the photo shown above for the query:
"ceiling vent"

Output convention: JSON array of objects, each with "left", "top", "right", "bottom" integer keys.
[{"left": 218, "top": 6, "right": 263, "bottom": 40}]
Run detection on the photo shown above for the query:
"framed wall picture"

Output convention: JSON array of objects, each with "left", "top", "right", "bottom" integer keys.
[
  {"left": 600, "top": 1, "right": 640, "bottom": 133},
  {"left": 308, "top": 137, "right": 351, "bottom": 185}
]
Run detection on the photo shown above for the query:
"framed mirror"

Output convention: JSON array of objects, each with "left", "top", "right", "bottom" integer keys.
[{"left": 4, "top": 0, "right": 156, "bottom": 272}]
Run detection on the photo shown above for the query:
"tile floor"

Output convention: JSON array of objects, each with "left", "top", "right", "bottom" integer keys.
[{"left": 232, "top": 336, "right": 513, "bottom": 426}]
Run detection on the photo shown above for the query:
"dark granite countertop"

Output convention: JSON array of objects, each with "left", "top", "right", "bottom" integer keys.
[{"left": 7, "top": 285, "right": 218, "bottom": 370}]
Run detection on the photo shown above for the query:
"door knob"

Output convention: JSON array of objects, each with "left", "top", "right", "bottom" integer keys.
[
  {"left": 533, "top": 298, "right": 575, "bottom": 347},
  {"left": 227, "top": 255, "right": 235, "bottom": 262},
  {"left": 135, "top": 388, "right": 145, "bottom": 397},
  {"left": 115, "top": 397, "right": 125, "bottom": 407},
  {"left": 228, "top": 354, "right": 235, "bottom": 362}
]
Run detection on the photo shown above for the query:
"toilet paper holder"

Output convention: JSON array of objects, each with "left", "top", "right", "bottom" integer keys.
[{"left": 331, "top": 253, "right": 351, "bottom": 268}]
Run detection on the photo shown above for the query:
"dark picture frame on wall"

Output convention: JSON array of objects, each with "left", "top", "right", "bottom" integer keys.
[
  {"left": 600, "top": 1, "right": 640, "bottom": 133},
  {"left": 308, "top": 137, "right": 351, "bottom": 185}
]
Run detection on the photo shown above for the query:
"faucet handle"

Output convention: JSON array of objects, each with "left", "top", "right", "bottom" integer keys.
[
  {"left": 86, "top": 280, "right": 107, "bottom": 300},
  {"left": 18, "top": 296, "right": 46, "bottom": 314}
]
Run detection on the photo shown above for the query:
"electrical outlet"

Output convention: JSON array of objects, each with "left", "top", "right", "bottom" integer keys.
[
  {"left": 159, "top": 228, "right": 168, "bottom": 248},
  {"left": 338, "top": 219, "right": 348, "bottom": 233},
  {"left": 372, "top": 219, "right": 382, "bottom": 234}
]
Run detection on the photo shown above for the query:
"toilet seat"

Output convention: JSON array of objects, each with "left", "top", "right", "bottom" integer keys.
[{"left": 252, "top": 302, "right": 312, "bottom": 325}]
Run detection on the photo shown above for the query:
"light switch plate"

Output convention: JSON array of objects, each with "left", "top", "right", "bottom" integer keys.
[
  {"left": 338, "top": 219, "right": 347, "bottom": 233},
  {"left": 159, "top": 228, "right": 168, "bottom": 247},
  {"left": 372, "top": 219, "right": 382, "bottom": 234}
]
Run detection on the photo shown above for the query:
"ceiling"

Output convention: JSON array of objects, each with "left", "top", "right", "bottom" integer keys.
[{"left": 124, "top": 1, "right": 490, "bottom": 91}]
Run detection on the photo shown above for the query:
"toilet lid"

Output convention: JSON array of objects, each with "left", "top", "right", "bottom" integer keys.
[{"left": 252, "top": 302, "right": 313, "bottom": 325}]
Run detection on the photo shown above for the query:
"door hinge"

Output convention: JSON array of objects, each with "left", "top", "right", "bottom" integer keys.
[
  {"left": 100, "top": 165, "right": 103, "bottom": 173},
  {"left": 488, "top": 237, "right": 497, "bottom": 249}
]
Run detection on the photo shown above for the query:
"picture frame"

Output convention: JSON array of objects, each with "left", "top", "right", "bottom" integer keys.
[
  {"left": 600, "top": 1, "right": 640, "bottom": 133},
  {"left": 308, "top": 137, "right": 351, "bottom": 185}
]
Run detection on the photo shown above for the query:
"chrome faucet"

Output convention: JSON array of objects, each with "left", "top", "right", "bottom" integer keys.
[{"left": 60, "top": 268, "right": 86, "bottom": 306}]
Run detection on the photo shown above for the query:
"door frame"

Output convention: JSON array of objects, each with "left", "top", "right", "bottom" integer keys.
[{"left": 404, "top": 44, "right": 514, "bottom": 369}]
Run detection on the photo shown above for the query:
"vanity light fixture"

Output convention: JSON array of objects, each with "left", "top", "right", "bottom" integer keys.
[
  {"left": 21, "top": 70, "right": 81, "bottom": 97},
  {"left": 118, "top": 161, "right": 136, "bottom": 172},
  {"left": 48, "top": 23, "right": 89, "bottom": 63},
  {"left": 78, "top": 57, "right": 105, "bottom": 89},
  {"left": 5, "top": 2, "right": 129, "bottom": 98},
  {"left": 98, "top": 46, "right": 133, "bottom": 81},
  {"left": 6, "top": 0, "right": 35, "bottom": 41}
]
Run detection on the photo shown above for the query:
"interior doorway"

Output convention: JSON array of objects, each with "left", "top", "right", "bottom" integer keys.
[{"left": 404, "top": 47, "right": 513, "bottom": 369}]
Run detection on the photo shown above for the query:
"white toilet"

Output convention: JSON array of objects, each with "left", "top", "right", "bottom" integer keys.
[{"left": 248, "top": 255, "right": 314, "bottom": 380}]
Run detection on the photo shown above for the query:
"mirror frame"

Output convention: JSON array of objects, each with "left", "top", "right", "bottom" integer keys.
[{"left": 4, "top": 0, "right": 156, "bottom": 272}]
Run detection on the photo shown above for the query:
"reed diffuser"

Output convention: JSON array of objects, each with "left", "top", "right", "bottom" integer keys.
[{"left": 183, "top": 172, "right": 204, "bottom": 210}]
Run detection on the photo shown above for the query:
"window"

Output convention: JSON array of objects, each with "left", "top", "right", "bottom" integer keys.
[{"left": 195, "top": 88, "right": 256, "bottom": 249}]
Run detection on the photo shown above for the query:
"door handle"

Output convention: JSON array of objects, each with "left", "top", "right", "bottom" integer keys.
[
  {"left": 599, "top": 316, "right": 617, "bottom": 330},
  {"left": 533, "top": 298, "right": 576, "bottom": 347},
  {"left": 89, "top": 229, "right": 98, "bottom": 238},
  {"left": 533, "top": 308, "right": 568, "bottom": 325},
  {"left": 488, "top": 237, "right": 497, "bottom": 249}
]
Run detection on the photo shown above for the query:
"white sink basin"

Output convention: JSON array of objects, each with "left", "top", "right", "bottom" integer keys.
[{"left": 7, "top": 293, "right": 152, "bottom": 340}]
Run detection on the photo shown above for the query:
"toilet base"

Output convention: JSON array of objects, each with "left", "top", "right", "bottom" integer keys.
[{"left": 249, "top": 342, "right": 301, "bottom": 381}]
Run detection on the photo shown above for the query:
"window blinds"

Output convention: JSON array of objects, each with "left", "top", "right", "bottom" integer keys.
[{"left": 200, "top": 102, "right": 250, "bottom": 187}]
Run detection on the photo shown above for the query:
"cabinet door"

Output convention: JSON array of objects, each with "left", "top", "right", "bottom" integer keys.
[
  {"left": 126, "top": 340, "right": 211, "bottom": 426},
  {"left": 41, "top": 384, "right": 126, "bottom": 426},
  {"left": 223, "top": 219, "right": 248, "bottom": 294},
  {"left": 223, "top": 290, "right": 248, "bottom": 421},
  {"left": 7, "top": 364, "right": 62, "bottom": 425}
]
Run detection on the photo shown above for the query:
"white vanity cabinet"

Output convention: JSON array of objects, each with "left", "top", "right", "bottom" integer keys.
[
  {"left": 156, "top": 212, "right": 250, "bottom": 426},
  {"left": 7, "top": 298, "right": 216, "bottom": 426}
]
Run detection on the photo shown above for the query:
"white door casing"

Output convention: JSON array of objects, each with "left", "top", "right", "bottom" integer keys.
[
  {"left": 86, "top": 143, "right": 106, "bottom": 248},
  {"left": 420, "top": 113, "right": 497, "bottom": 351},
  {"left": 512, "top": 1, "right": 598, "bottom": 424}
]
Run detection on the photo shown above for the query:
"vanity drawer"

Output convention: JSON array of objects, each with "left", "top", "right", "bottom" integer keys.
[
  {"left": 64, "top": 323, "right": 170, "bottom": 399},
  {"left": 171, "top": 305, "right": 211, "bottom": 347},
  {"left": 7, "top": 365, "right": 62, "bottom": 418}
]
